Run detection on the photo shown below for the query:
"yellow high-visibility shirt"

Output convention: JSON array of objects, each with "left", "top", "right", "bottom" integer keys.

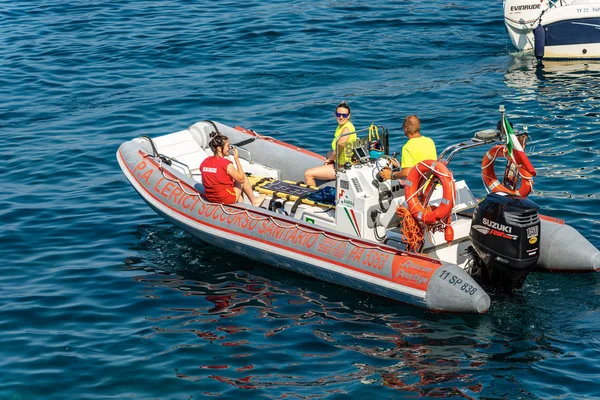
[
  {"left": 331, "top": 122, "right": 356, "bottom": 165},
  {"left": 401, "top": 136, "right": 437, "bottom": 169}
]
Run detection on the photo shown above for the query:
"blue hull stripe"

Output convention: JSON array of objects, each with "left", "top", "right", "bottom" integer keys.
[{"left": 545, "top": 18, "right": 600, "bottom": 46}]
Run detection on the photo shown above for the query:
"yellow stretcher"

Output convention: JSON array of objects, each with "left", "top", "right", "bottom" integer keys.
[{"left": 248, "top": 176, "right": 336, "bottom": 211}]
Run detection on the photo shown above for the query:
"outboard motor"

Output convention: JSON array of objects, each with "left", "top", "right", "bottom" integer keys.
[
  {"left": 503, "top": 0, "right": 549, "bottom": 51},
  {"left": 469, "top": 193, "right": 540, "bottom": 289}
]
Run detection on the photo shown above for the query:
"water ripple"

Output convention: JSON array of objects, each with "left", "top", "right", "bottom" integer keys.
[{"left": 2, "top": 0, "right": 600, "bottom": 398}]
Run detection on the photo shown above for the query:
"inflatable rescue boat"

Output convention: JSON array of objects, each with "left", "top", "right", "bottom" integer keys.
[{"left": 117, "top": 106, "right": 600, "bottom": 314}]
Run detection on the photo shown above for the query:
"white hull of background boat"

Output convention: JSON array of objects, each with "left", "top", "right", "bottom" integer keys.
[{"left": 504, "top": 0, "right": 600, "bottom": 59}]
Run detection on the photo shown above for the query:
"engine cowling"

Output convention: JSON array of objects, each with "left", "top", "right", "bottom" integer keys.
[{"left": 470, "top": 193, "right": 540, "bottom": 289}]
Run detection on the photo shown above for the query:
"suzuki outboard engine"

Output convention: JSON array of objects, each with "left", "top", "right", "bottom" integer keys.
[{"left": 469, "top": 193, "right": 540, "bottom": 289}]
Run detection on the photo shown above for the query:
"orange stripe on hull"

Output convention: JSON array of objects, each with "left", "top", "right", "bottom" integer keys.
[{"left": 391, "top": 255, "right": 438, "bottom": 291}]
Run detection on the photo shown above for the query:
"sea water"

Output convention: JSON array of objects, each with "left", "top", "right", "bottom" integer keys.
[{"left": 1, "top": 1, "right": 599, "bottom": 398}]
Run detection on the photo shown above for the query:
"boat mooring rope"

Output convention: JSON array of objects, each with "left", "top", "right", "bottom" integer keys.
[{"left": 396, "top": 206, "right": 424, "bottom": 253}]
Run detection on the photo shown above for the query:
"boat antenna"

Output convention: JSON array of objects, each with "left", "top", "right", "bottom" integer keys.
[{"left": 499, "top": 105, "right": 506, "bottom": 142}]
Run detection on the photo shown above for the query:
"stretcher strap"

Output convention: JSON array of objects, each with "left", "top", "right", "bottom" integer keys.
[{"left": 249, "top": 176, "right": 334, "bottom": 211}]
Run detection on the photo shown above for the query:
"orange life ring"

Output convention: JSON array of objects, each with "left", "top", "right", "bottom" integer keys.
[
  {"left": 404, "top": 160, "right": 456, "bottom": 226},
  {"left": 481, "top": 145, "right": 533, "bottom": 197}
]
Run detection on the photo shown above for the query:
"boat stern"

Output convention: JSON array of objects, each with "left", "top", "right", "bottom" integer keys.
[
  {"left": 504, "top": 0, "right": 549, "bottom": 51},
  {"left": 425, "top": 263, "right": 490, "bottom": 314},
  {"left": 537, "top": 217, "right": 600, "bottom": 272}
]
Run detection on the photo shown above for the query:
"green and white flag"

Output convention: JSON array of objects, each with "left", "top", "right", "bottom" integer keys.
[{"left": 504, "top": 116, "right": 536, "bottom": 176}]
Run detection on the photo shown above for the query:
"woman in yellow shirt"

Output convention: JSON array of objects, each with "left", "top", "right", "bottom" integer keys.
[{"left": 304, "top": 101, "right": 356, "bottom": 186}]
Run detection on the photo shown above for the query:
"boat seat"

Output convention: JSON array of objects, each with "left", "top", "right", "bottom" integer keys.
[{"left": 188, "top": 121, "right": 214, "bottom": 149}]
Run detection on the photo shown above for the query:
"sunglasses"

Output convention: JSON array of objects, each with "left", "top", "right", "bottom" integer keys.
[{"left": 335, "top": 112, "right": 349, "bottom": 118}]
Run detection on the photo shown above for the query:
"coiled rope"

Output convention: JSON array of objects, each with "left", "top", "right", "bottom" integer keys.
[{"left": 397, "top": 161, "right": 454, "bottom": 252}]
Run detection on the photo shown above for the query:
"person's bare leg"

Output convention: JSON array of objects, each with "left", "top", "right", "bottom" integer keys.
[
  {"left": 234, "top": 186, "right": 244, "bottom": 203},
  {"left": 304, "top": 164, "right": 335, "bottom": 187},
  {"left": 240, "top": 179, "right": 266, "bottom": 206}
]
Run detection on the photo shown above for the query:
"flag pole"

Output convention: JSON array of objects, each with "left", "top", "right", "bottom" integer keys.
[
  {"left": 499, "top": 104, "right": 506, "bottom": 143},
  {"left": 498, "top": 105, "right": 517, "bottom": 191}
]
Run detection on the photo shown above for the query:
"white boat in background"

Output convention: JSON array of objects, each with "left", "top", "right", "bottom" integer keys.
[
  {"left": 117, "top": 106, "right": 600, "bottom": 314},
  {"left": 504, "top": 0, "right": 600, "bottom": 59}
]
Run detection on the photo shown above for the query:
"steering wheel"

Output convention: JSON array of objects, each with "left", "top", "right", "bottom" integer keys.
[
  {"left": 372, "top": 153, "right": 400, "bottom": 182},
  {"left": 371, "top": 153, "right": 400, "bottom": 213}
]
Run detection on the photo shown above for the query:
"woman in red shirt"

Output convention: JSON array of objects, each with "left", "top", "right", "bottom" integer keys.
[{"left": 200, "top": 132, "right": 266, "bottom": 206}]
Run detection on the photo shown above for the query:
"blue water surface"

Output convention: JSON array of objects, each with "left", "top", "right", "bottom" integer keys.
[{"left": 1, "top": 1, "right": 600, "bottom": 398}]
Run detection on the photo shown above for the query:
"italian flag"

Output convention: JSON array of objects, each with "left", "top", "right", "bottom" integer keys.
[{"left": 503, "top": 116, "right": 536, "bottom": 176}]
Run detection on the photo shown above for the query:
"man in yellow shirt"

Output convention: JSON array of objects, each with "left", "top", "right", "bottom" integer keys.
[{"left": 380, "top": 115, "right": 437, "bottom": 180}]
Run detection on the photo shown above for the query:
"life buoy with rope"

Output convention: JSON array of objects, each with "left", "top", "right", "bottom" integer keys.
[
  {"left": 481, "top": 144, "right": 533, "bottom": 197},
  {"left": 403, "top": 160, "right": 456, "bottom": 244}
]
